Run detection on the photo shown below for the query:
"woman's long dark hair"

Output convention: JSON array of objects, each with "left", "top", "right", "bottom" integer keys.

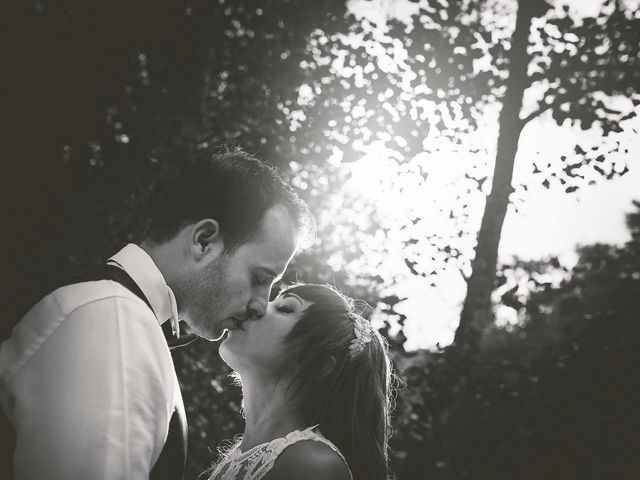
[{"left": 278, "top": 284, "right": 396, "bottom": 480}]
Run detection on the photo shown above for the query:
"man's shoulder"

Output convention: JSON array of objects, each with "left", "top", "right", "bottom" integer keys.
[
  {"left": 50, "top": 279, "right": 150, "bottom": 317},
  {"left": 0, "top": 280, "right": 164, "bottom": 392}
]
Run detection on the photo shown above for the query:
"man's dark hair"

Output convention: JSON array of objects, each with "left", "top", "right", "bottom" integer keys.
[{"left": 145, "top": 148, "right": 314, "bottom": 251}]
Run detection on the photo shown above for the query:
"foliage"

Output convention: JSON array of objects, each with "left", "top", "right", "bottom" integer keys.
[
  {"left": 0, "top": 0, "right": 350, "bottom": 332},
  {"left": 523, "top": 0, "right": 639, "bottom": 191},
  {"left": 278, "top": 0, "right": 639, "bottom": 294},
  {"left": 390, "top": 200, "right": 640, "bottom": 479},
  {"left": 283, "top": 0, "right": 506, "bottom": 286},
  {"left": 453, "top": 0, "right": 639, "bottom": 346}
]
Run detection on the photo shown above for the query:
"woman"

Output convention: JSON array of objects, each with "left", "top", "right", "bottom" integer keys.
[{"left": 207, "top": 283, "right": 395, "bottom": 480}]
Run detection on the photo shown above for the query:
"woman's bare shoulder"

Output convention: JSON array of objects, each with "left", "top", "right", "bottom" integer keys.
[{"left": 263, "top": 439, "right": 351, "bottom": 480}]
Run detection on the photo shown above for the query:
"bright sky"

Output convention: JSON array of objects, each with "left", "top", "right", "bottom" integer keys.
[
  {"left": 340, "top": 0, "right": 640, "bottom": 350},
  {"left": 501, "top": 118, "right": 640, "bottom": 263}
]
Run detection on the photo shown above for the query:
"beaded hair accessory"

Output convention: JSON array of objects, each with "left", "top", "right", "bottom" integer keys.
[{"left": 347, "top": 313, "right": 374, "bottom": 358}]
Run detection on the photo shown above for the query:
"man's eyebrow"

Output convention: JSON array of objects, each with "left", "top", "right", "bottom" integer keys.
[{"left": 280, "top": 293, "right": 303, "bottom": 306}]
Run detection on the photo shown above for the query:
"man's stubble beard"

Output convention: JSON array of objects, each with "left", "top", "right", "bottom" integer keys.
[{"left": 176, "top": 253, "right": 232, "bottom": 340}]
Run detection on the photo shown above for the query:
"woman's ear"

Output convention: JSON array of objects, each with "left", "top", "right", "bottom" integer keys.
[
  {"left": 318, "top": 355, "right": 337, "bottom": 378},
  {"left": 190, "top": 218, "right": 223, "bottom": 259}
]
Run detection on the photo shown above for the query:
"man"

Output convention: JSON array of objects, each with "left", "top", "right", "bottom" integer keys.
[{"left": 0, "top": 149, "right": 314, "bottom": 479}]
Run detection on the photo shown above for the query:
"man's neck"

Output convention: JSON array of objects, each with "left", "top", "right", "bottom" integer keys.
[{"left": 139, "top": 239, "right": 176, "bottom": 285}]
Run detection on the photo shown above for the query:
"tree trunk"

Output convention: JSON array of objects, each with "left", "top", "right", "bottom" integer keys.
[{"left": 454, "top": 0, "right": 546, "bottom": 351}]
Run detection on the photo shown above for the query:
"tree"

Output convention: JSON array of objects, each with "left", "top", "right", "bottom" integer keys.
[
  {"left": 456, "top": 0, "right": 640, "bottom": 350},
  {"left": 390, "top": 200, "right": 640, "bottom": 478},
  {"left": 454, "top": 0, "right": 550, "bottom": 349},
  {"left": 278, "top": 0, "right": 639, "bottom": 351}
]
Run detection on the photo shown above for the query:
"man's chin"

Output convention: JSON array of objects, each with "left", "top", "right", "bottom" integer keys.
[
  {"left": 196, "top": 324, "right": 229, "bottom": 342},
  {"left": 183, "top": 315, "right": 230, "bottom": 341},
  {"left": 210, "top": 329, "right": 229, "bottom": 342}
]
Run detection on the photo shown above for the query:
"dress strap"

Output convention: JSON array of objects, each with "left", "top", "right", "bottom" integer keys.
[
  {"left": 208, "top": 426, "right": 353, "bottom": 480},
  {"left": 252, "top": 425, "right": 353, "bottom": 480}
]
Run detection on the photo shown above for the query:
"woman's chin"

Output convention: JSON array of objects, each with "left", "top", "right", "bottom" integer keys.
[
  {"left": 218, "top": 331, "right": 245, "bottom": 366},
  {"left": 220, "top": 328, "right": 244, "bottom": 344}
]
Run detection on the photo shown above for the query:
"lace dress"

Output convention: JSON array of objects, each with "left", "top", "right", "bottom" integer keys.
[{"left": 208, "top": 425, "right": 352, "bottom": 480}]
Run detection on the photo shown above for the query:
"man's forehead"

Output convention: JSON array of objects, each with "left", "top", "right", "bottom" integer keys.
[
  {"left": 244, "top": 206, "right": 298, "bottom": 271},
  {"left": 249, "top": 239, "right": 295, "bottom": 277},
  {"left": 253, "top": 207, "right": 298, "bottom": 253}
]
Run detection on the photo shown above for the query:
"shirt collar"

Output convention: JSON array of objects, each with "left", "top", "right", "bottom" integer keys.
[{"left": 107, "top": 243, "right": 180, "bottom": 337}]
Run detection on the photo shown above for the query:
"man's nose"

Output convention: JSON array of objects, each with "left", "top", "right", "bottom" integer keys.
[{"left": 247, "top": 296, "right": 267, "bottom": 320}]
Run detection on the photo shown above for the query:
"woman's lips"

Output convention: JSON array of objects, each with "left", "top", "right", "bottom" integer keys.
[{"left": 230, "top": 317, "right": 245, "bottom": 331}]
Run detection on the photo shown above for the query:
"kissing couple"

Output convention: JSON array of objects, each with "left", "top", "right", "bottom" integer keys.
[{"left": 0, "top": 149, "right": 394, "bottom": 480}]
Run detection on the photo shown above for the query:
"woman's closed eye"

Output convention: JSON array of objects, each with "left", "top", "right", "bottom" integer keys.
[{"left": 275, "top": 304, "right": 294, "bottom": 314}]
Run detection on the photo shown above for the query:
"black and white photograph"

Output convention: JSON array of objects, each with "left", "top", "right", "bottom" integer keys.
[{"left": 1, "top": 0, "right": 639, "bottom": 479}]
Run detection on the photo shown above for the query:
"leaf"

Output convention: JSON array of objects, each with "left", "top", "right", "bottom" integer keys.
[{"left": 404, "top": 258, "right": 420, "bottom": 275}]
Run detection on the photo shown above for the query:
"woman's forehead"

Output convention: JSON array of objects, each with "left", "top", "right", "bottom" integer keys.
[
  {"left": 279, "top": 285, "right": 345, "bottom": 305},
  {"left": 278, "top": 292, "right": 304, "bottom": 305}
]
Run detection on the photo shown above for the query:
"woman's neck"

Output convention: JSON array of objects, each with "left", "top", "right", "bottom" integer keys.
[{"left": 238, "top": 372, "right": 306, "bottom": 452}]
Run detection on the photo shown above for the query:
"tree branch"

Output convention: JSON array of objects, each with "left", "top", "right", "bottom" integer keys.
[
  {"left": 520, "top": 85, "right": 610, "bottom": 128},
  {"left": 526, "top": 63, "right": 615, "bottom": 92},
  {"left": 520, "top": 101, "right": 555, "bottom": 126}
]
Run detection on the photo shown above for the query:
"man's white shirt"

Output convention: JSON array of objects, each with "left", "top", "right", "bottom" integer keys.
[{"left": 0, "top": 244, "right": 183, "bottom": 479}]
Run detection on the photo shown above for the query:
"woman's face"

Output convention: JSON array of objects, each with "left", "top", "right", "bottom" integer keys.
[{"left": 218, "top": 291, "right": 311, "bottom": 376}]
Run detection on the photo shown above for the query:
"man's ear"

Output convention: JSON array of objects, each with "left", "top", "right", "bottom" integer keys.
[{"left": 190, "top": 219, "right": 224, "bottom": 259}]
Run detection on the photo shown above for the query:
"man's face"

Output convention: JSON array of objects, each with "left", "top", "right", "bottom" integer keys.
[{"left": 180, "top": 205, "right": 298, "bottom": 340}]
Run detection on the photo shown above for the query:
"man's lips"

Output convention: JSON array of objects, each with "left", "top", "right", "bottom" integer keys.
[{"left": 226, "top": 317, "right": 245, "bottom": 331}]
